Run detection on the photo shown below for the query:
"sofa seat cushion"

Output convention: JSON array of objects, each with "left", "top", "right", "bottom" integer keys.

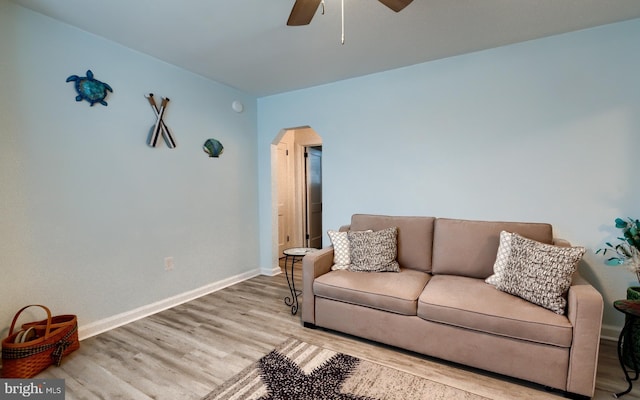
[
  {"left": 417, "top": 275, "right": 573, "bottom": 347},
  {"left": 313, "top": 268, "right": 431, "bottom": 315}
]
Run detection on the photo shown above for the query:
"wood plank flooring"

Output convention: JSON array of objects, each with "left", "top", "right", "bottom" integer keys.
[{"left": 24, "top": 266, "right": 640, "bottom": 399}]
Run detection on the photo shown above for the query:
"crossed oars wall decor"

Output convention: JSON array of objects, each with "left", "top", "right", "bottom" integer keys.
[{"left": 146, "top": 93, "right": 176, "bottom": 148}]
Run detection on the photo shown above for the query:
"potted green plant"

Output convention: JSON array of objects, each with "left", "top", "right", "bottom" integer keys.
[
  {"left": 597, "top": 217, "right": 640, "bottom": 369},
  {"left": 597, "top": 217, "right": 640, "bottom": 280}
]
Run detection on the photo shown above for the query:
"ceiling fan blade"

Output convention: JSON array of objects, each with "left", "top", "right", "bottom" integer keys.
[
  {"left": 287, "top": 0, "right": 323, "bottom": 26},
  {"left": 378, "top": 0, "right": 413, "bottom": 12}
]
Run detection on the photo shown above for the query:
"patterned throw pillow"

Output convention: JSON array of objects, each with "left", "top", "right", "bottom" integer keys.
[
  {"left": 485, "top": 231, "right": 513, "bottom": 286},
  {"left": 328, "top": 230, "right": 351, "bottom": 270},
  {"left": 494, "top": 233, "right": 585, "bottom": 314},
  {"left": 347, "top": 227, "right": 400, "bottom": 272}
]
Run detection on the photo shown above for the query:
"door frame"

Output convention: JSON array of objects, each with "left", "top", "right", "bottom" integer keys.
[{"left": 269, "top": 127, "right": 322, "bottom": 274}]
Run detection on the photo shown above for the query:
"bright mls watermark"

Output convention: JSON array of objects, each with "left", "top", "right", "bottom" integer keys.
[{"left": 0, "top": 380, "right": 64, "bottom": 400}]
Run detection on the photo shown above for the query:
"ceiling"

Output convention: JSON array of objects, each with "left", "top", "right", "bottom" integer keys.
[{"left": 11, "top": 0, "right": 640, "bottom": 96}]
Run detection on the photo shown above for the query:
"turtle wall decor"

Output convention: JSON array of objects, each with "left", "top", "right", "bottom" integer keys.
[{"left": 66, "top": 70, "right": 113, "bottom": 106}]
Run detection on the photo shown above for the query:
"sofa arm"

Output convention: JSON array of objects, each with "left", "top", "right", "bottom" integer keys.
[
  {"left": 301, "top": 247, "right": 334, "bottom": 325},
  {"left": 565, "top": 273, "right": 604, "bottom": 397}
]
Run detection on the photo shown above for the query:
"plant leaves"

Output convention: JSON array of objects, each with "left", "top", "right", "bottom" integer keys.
[
  {"left": 616, "top": 218, "right": 628, "bottom": 229},
  {"left": 606, "top": 258, "right": 625, "bottom": 266},
  {"left": 598, "top": 217, "right": 640, "bottom": 268}
]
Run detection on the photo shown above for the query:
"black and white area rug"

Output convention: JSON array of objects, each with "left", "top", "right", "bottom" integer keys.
[{"left": 202, "top": 338, "right": 488, "bottom": 400}]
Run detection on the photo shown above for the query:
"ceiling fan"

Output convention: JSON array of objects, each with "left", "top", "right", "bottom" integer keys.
[{"left": 287, "top": 0, "right": 413, "bottom": 26}]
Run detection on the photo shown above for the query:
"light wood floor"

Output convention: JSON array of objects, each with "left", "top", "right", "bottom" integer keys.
[{"left": 25, "top": 267, "right": 639, "bottom": 400}]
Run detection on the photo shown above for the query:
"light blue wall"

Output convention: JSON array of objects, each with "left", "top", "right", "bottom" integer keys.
[
  {"left": 258, "top": 19, "right": 640, "bottom": 332},
  {"left": 0, "top": 2, "right": 258, "bottom": 334},
  {"left": 3, "top": 0, "right": 639, "bottom": 338}
]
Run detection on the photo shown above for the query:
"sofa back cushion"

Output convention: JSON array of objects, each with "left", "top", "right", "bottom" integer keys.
[
  {"left": 431, "top": 218, "right": 553, "bottom": 278},
  {"left": 350, "top": 214, "right": 435, "bottom": 272}
]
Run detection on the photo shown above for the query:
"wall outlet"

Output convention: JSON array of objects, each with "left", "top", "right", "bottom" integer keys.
[{"left": 164, "top": 256, "right": 174, "bottom": 271}]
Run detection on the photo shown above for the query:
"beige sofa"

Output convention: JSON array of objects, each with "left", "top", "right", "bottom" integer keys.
[{"left": 302, "top": 214, "right": 603, "bottom": 398}]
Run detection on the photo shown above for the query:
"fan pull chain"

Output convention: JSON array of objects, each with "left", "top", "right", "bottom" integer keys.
[
  {"left": 341, "top": 0, "right": 345, "bottom": 44},
  {"left": 321, "top": 0, "right": 325, "bottom": 15}
]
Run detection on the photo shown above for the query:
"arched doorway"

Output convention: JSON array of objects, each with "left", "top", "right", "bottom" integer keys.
[{"left": 271, "top": 127, "right": 323, "bottom": 271}]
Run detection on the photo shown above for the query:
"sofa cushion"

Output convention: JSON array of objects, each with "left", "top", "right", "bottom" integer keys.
[
  {"left": 348, "top": 227, "right": 400, "bottom": 272},
  {"left": 431, "top": 218, "right": 553, "bottom": 278},
  {"left": 418, "top": 275, "right": 573, "bottom": 347},
  {"left": 313, "top": 268, "right": 431, "bottom": 315},
  {"left": 350, "top": 214, "right": 435, "bottom": 272},
  {"left": 492, "top": 233, "right": 585, "bottom": 315}
]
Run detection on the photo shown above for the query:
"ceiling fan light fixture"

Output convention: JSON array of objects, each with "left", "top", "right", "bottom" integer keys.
[
  {"left": 286, "top": 0, "right": 323, "bottom": 26},
  {"left": 378, "top": 0, "right": 414, "bottom": 12},
  {"left": 286, "top": 0, "right": 414, "bottom": 44}
]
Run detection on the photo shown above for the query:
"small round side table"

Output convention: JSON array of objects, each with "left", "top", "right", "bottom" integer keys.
[
  {"left": 613, "top": 299, "right": 640, "bottom": 398},
  {"left": 282, "top": 247, "right": 318, "bottom": 315}
]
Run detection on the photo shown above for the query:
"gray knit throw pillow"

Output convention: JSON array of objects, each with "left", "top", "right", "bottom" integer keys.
[
  {"left": 495, "top": 233, "right": 584, "bottom": 314},
  {"left": 347, "top": 227, "right": 400, "bottom": 272}
]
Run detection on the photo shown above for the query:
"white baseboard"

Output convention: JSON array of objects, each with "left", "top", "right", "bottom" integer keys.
[
  {"left": 261, "top": 265, "right": 282, "bottom": 276},
  {"left": 601, "top": 324, "right": 621, "bottom": 342},
  {"left": 78, "top": 269, "right": 260, "bottom": 340}
]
